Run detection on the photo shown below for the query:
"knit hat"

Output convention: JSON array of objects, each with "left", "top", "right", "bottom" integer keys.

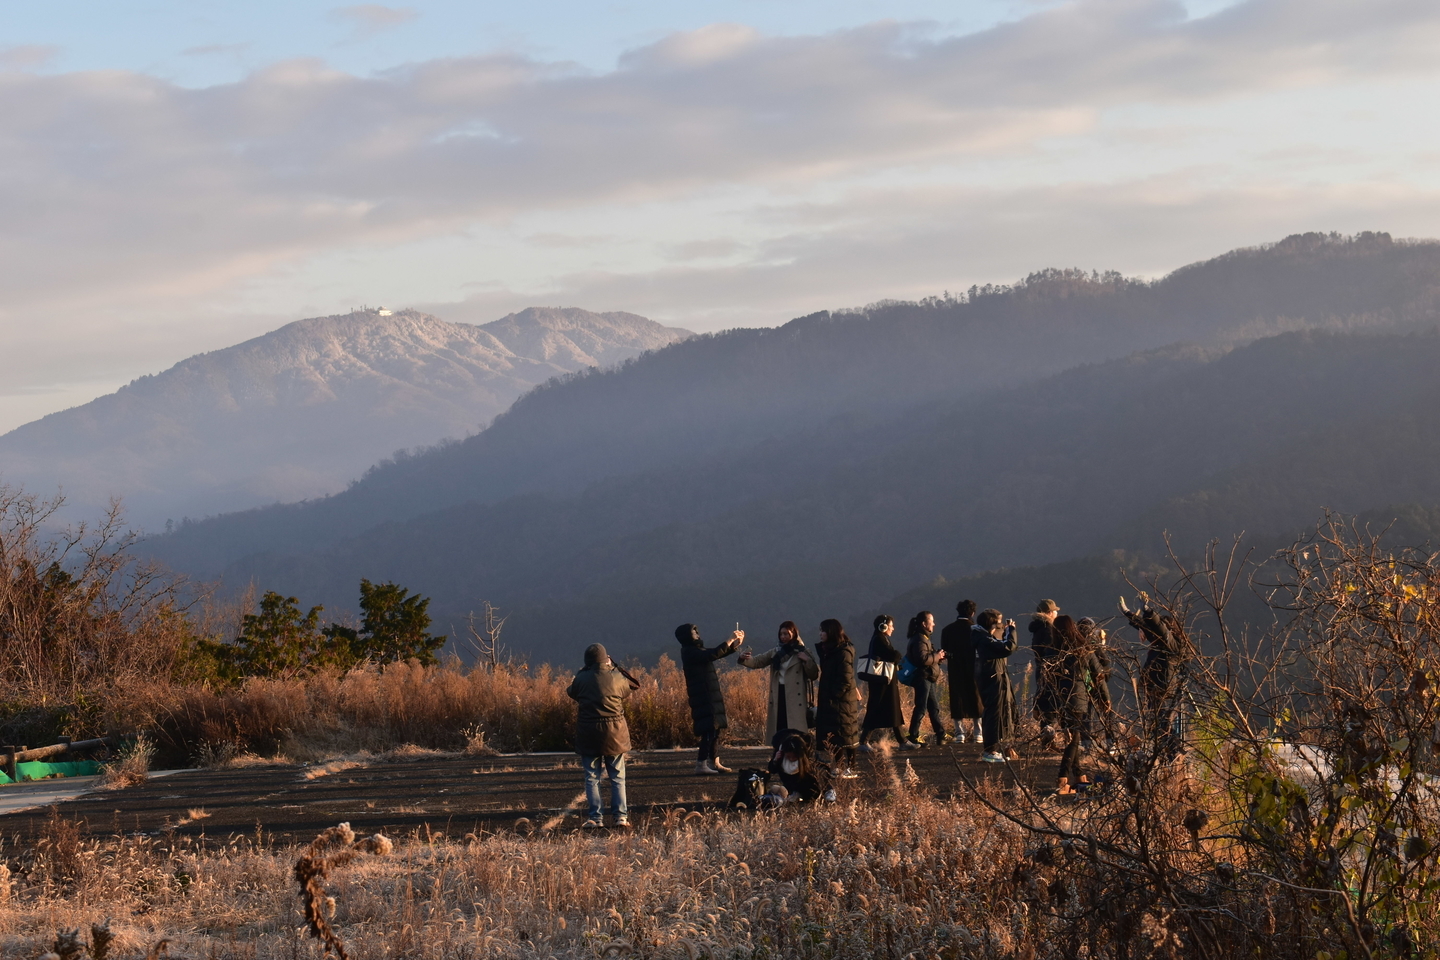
[{"left": 584, "top": 643, "right": 608, "bottom": 667}]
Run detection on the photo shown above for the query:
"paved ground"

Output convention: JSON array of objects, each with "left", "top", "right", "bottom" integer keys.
[{"left": 0, "top": 743, "right": 1064, "bottom": 844}]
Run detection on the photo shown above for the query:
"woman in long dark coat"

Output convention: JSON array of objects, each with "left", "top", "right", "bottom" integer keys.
[
  {"left": 940, "top": 600, "right": 981, "bottom": 743},
  {"left": 974, "top": 608, "right": 1019, "bottom": 762},
  {"left": 859, "top": 615, "right": 904, "bottom": 749},
  {"left": 814, "top": 618, "right": 860, "bottom": 779},
  {"left": 675, "top": 622, "right": 744, "bottom": 775}
]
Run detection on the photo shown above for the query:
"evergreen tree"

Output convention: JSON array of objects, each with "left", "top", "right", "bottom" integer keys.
[{"left": 323, "top": 579, "right": 445, "bottom": 666}]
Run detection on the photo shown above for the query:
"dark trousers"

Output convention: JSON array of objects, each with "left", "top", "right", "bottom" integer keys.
[
  {"left": 908, "top": 677, "right": 945, "bottom": 739},
  {"left": 978, "top": 669, "right": 1014, "bottom": 752},
  {"left": 697, "top": 730, "right": 721, "bottom": 763}
]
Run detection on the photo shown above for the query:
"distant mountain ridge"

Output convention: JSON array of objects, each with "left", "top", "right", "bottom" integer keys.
[
  {"left": 138, "top": 233, "right": 1440, "bottom": 662},
  {"left": 0, "top": 306, "right": 690, "bottom": 527}
]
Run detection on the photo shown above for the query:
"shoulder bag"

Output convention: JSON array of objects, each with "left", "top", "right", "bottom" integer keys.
[{"left": 855, "top": 654, "right": 896, "bottom": 682}]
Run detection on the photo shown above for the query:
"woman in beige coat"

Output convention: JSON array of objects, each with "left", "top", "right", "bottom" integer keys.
[{"left": 739, "top": 620, "right": 820, "bottom": 743}]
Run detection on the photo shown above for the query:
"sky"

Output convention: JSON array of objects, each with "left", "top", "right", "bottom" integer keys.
[{"left": 3, "top": 0, "right": 1440, "bottom": 433}]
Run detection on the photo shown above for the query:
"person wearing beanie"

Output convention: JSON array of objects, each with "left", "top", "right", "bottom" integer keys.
[
  {"left": 567, "top": 643, "right": 640, "bottom": 828},
  {"left": 675, "top": 623, "right": 745, "bottom": 775}
]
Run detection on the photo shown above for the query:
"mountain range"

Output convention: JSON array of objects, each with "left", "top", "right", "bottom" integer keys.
[
  {"left": 136, "top": 232, "right": 1440, "bottom": 663},
  {"left": 0, "top": 307, "right": 690, "bottom": 528}
]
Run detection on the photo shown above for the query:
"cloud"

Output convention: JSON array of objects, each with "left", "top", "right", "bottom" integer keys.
[
  {"left": 330, "top": 5, "right": 420, "bottom": 40},
  {"left": 0, "top": 45, "right": 58, "bottom": 71},
  {"left": 3, "top": 0, "right": 1440, "bottom": 421}
]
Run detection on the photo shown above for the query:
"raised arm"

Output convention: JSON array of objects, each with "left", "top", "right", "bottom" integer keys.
[{"left": 743, "top": 647, "right": 777, "bottom": 669}]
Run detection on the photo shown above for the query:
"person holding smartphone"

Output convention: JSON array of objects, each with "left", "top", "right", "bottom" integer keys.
[
  {"left": 739, "top": 621, "right": 819, "bottom": 743},
  {"left": 973, "top": 609, "right": 1020, "bottom": 763},
  {"left": 675, "top": 622, "right": 745, "bottom": 775},
  {"left": 567, "top": 643, "right": 641, "bottom": 828}
]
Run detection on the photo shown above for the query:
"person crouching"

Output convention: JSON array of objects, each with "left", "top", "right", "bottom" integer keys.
[
  {"left": 764, "top": 729, "right": 828, "bottom": 805},
  {"left": 567, "top": 643, "right": 640, "bottom": 828}
]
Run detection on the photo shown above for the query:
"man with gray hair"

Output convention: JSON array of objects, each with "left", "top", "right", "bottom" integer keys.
[{"left": 567, "top": 643, "right": 640, "bottom": 828}]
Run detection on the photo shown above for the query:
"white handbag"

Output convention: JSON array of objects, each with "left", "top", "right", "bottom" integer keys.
[{"left": 855, "top": 655, "right": 896, "bottom": 682}]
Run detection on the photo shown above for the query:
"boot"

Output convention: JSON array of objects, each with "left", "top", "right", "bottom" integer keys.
[
  {"left": 710, "top": 757, "right": 732, "bottom": 773},
  {"left": 694, "top": 760, "right": 719, "bottom": 775}
]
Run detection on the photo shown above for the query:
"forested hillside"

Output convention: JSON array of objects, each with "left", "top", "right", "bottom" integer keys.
[{"left": 138, "top": 234, "right": 1440, "bottom": 662}]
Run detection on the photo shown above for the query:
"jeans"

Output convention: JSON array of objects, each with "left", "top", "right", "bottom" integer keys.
[
  {"left": 908, "top": 677, "right": 945, "bottom": 739},
  {"left": 697, "top": 730, "right": 720, "bottom": 764},
  {"left": 581, "top": 754, "right": 627, "bottom": 822}
]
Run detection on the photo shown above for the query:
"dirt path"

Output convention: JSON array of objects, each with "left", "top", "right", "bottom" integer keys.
[{"left": 0, "top": 744, "right": 1063, "bottom": 843}]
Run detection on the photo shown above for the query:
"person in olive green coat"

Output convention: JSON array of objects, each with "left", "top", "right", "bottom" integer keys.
[{"left": 567, "top": 643, "right": 639, "bottom": 826}]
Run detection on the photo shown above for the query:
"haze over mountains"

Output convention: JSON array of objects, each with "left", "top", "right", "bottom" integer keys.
[
  {"left": 136, "top": 232, "right": 1440, "bottom": 662},
  {"left": 0, "top": 307, "right": 690, "bottom": 528}
]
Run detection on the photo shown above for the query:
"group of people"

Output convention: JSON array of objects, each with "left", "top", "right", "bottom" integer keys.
[{"left": 566, "top": 597, "right": 1183, "bottom": 825}]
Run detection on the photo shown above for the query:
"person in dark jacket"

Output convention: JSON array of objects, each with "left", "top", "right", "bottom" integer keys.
[
  {"left": 1121, "top": 597, "right": 1183, "bottom": 739},
  {"left": 903, "top": 611, "right": 950, "bottom": 749},
  {"left": 859, "top": 615, "right": 905, "bottom": 750},
  {"left": 675, "top": 623, "right": 745, "bottom": 775},
  {"left": 814, "top": 618, "right": 860, "bottom": 780},
  {"left": 974, "top": 609, "right": 1019, "bottom": 762},
  {"left": 940, "top": 600, "right": 981, "bottom": 744},
  {"left": 1029, "top": 599, "right": 1061, "bottom": 734},
  {"left": 1052, "top": 615, "right": 1103, "bottom": 791},
  {"left": 566, "top": 643, "right": 640, "bottom": 827}
]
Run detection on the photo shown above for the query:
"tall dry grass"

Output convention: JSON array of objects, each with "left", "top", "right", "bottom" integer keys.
[
  {"left": 114, "top": 656, "right": 771, "bottom": 764},
  {"left": 3, "top": 795, "right": 1039, "bottom": 960}
]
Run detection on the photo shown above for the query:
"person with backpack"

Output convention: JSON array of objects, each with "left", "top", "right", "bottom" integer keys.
[
  {"left": 940, "top": 600, "right": 982, "bottom": 744},
  {"left": 973, "top": 609, "right": 1020, "bottom": 763},
  {"left": 858, "top": 614, "right": 905, "bottom": 750},
  {"left": 566, "top": 643, "right": 641, "bottom": 828},
  {"left": 739, "top": 621, "right": 819, "bottom": 743},
  {"left": 901, "top": 611, "right": 950, "bottom": 749},
  {"left": 674, "top": 622, "right": 745, "bottom": 775}
]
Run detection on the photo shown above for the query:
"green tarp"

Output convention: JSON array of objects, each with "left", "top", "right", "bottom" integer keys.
[{"left": 0, "top": 760, "right": 102, "bottom": 784}]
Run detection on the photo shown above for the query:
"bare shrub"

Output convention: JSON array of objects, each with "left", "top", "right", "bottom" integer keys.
[
  {"left": 97, "top": 734, "right": 154, "bottom": 790},
  {"left": 0, "top": 487, "right": 192, "bottom": 705}
]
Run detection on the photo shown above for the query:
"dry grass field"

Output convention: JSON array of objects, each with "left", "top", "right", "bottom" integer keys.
[{"left": 4, "top": 791, "right": 1039, "bottom": 960}]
